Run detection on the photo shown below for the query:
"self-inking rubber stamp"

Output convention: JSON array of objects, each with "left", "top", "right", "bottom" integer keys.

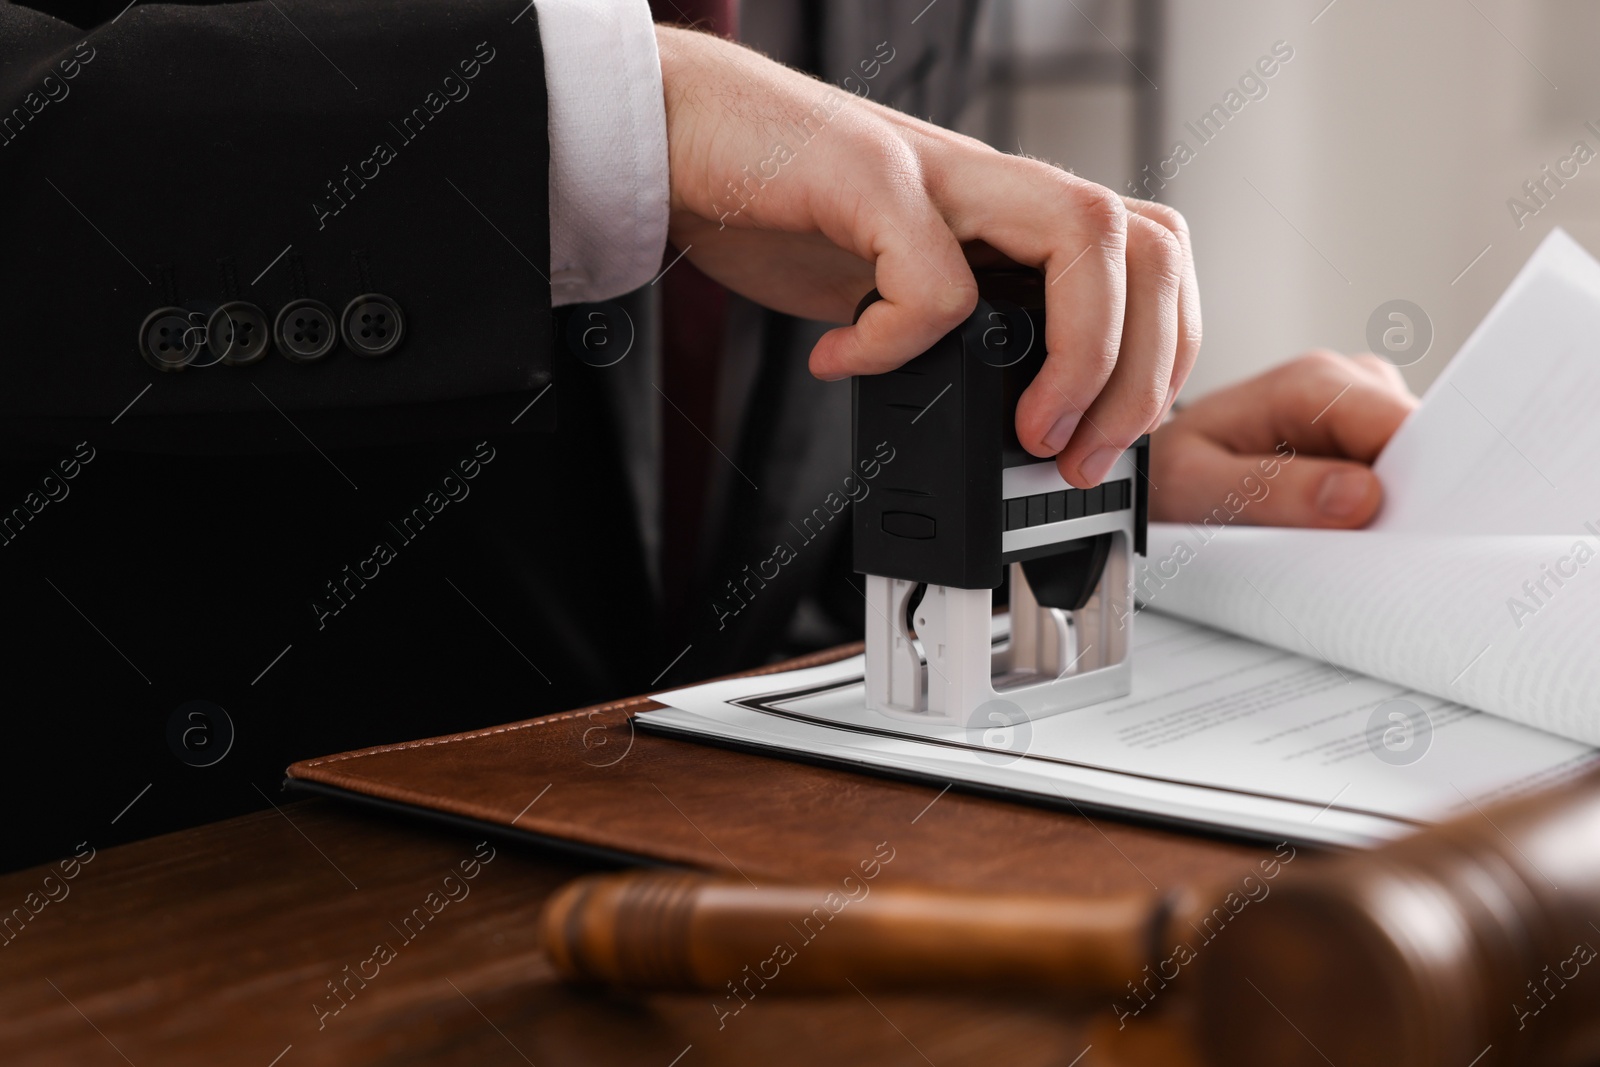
[{"left": 853, "top": 270, "right": 1149, "bottom": 728}]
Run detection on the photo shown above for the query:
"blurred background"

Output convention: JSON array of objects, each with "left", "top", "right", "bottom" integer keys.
[
  {"left": 751, "top": 0, "right": 1589, "bottom": 397},
  {"left": 932, "top": 0, "right": 1600, "bottom": 395}
]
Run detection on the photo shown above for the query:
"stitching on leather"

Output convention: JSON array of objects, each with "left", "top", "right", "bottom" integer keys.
[
  {"left": 296, "top": 700, "right": 645, "bottom": 767},
  {"left": 294, "top": 642, "right": 864, "bottom": 769}
]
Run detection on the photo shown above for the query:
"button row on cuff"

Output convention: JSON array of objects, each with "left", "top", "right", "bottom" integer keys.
[
  {"left": 139, "top": 294, "right": 404, "bottom": 372},
  {"left": 1004, "top": 478, "right": 1133, "bottom": 532}
]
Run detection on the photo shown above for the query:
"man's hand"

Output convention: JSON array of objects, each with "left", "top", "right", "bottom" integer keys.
[
  {"left": 1149, "top": 351, "right": 1418, "bottom": 528},
  {"left": 655, "top": 26, "right": 1200, "bottom": 489}
]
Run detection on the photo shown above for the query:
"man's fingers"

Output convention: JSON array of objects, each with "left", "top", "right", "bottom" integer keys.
[
  {"left": 934, "top": 159, "right": 1129, "bottom": 457},
  {"left": 1349, "top": 351, "right": 1413, "bottom": 395},
  {"left": 1266, "top": 352, "right": 1417, "bottom": 462},
  {"left": 808, "top": 180, "right": 977, "bottom": 380},
  {"left": 1187, "top": 350, "right": 1418, "bottom": 461},
  {"left": 1050, "top": 212, "right": 1182, "bottom": 487},
  {"left": 1023, "top": 182, "right": 1126, "bottom": 461},
  {"left": 1150, "top": 349, "right": 1414, "bottom": 531},
  {"left": 1150, "top": 430, "right": 1384, "bottom": 529},
  {"left": 1125, "top": 198, "right": 1202, "bottom": 423}
]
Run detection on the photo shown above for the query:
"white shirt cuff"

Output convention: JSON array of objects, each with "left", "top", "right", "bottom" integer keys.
[{"left": 536, "top": 0, "right": 669, "bottom": 306}]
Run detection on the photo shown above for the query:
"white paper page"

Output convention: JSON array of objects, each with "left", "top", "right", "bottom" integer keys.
[
  {"left": 1374, "top": 228, "right": 1600, "bottom": 535},
  {"left": 647, "top": 612, "right": 1596, "bottom": 848},
  {"left": 1137, "top": 527, "right": 1600, "bottom": 745}
]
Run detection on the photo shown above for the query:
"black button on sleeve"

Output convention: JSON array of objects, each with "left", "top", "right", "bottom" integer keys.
[
  {"left": 340, "top": 293, "right": 405, "bottom": 357},
  {"left": 139, "top": 307, "right": 202, "bottom": 372},
  {"left": 206, "top": 301, "right": 270, "bottom": 366},
  {"left": 274, "top": 299, "right": 338, "bottom": 363}
]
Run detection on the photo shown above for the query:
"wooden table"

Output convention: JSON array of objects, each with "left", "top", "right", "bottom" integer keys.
[{"left": 0, "top": 797, "right": 1223, "bottom": 1066}]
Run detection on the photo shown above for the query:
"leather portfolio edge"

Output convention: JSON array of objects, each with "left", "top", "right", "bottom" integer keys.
[
  {"left": 282, "top": 776, "right": 666, "bottom": 870},
  {"left": 281, "top": 643, "right": 872, "bottom": 868}
]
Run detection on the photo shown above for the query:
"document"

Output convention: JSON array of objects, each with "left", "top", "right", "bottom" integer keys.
[
  {"left": 1139, "top": 229, "right": 1600, "bottom": 747},
  {"left": 642, "top": 230, "right": 1600, "bottom": 847},
  {"left": 645, "top": 612, "right": 1596, "bottom": 848}
]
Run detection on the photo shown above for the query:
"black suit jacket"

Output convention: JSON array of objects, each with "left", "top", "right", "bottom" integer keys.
[{"left": 0, "top": 1, "right": 665, "bottom": 873}]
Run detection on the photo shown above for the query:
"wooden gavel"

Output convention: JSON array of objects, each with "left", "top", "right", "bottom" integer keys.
[{"left": 543, "top": 767, "right": 1600, "bottom": 1066}]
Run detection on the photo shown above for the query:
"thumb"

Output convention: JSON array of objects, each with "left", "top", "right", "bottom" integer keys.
[{"left": 1150, "top": 432, "right": 1384, "bottom": 529}]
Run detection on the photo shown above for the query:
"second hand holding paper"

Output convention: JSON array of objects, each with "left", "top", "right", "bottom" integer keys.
[{"left": 1145, "top": 229, "right": 1600, "bottom": 747}]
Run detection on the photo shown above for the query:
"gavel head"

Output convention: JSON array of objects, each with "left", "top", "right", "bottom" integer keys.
[{"left": 1193, "top": 771, "right": 1600, "bottom": 1067}]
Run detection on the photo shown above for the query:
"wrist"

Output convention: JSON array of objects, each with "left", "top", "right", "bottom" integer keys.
[{"left": 655, "top": 24, "right": 705, "bottom": 219}]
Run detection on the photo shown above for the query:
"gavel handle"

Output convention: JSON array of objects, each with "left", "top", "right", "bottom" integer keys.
[{"left": 541, "top": 870, "right": 1170, "bottom": 995}]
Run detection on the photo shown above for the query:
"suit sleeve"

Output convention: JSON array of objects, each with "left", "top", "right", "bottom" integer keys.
[{"left": 0, "top": 1, "right": 555, "bottom": 450}]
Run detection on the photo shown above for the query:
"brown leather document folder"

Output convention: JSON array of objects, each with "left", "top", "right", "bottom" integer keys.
[{"left": 285, "top": 644, "right": 1271, "bottom": 894}]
